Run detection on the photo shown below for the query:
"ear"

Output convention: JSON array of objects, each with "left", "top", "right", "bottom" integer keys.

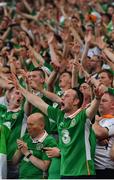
[
  {"left": 111, "top": 102, "right": 114, "bottom": 109},
  {"left": 73, "top": 98, "right": 79, "bottom": 106},
  {"left": 40, "top": 78, "right": 45, "bottom": 84}
]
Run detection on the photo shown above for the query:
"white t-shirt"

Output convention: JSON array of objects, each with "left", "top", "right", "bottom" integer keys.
[{"left": 95, "top": 117, "right": 114, "bottom": 169}]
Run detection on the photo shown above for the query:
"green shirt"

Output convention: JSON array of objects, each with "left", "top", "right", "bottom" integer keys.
[
  {"left": 0, "top": 124, "right": 10, "bottom": 155},
  {"left": 19, "top": 132, "right": 57, "bottom": 179},
  {"left": 48, "top": 157, "right": 61, "bottom": 179},
  {"left": 108, "top": 87, "right": 114, "bottom": 96},
  {"left": 47, "top": 106, "right": 96, "bottom": 176},
  {"left": 0, "top": 105, "right": 25, "bottom": 160}
]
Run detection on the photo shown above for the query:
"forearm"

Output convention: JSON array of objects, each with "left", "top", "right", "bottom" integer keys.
[
  {"left": 92, "top": 122, "right": 108, "bottom": 140},
  {"left": 81, "top": 42, "right": 89, "bottom": 66},
  {"left": 103, "top": 48, "right": 114, "bottom": 63},
  {"left": 12, "top": 150, "right": 22, "bottom": 165},
  {"left": 86, "top": 98, "right": 101, "bottom": 120},
  {"left": 63, "top": 42, "right": 69, "bottom": 58},
  {"left": 47, "top": 70, "right": 59, "bottom": 92},
  {"left": 110, "top": 144, "right": 114, "bottom": 161},
  {"left": 23, "top": 0, "right": 33, "bottom": 13},
  {"left": 31, "top": 57, "right": 39, "bottom": 68},
  {"left": 70, "top": 27, "right": 83, "bottom": 46},
  {"left": 72, "top": 68, "right": 79, "bottom": 88},
  {"left": 2, "top": 27, "right": 11, "bottom": 41},
  {"left": 42, "top": 89, "right": 61, "bottom": 104},
  {"left": 9, "top": 61, "right": 16, "bottom": 74},
  {"left": 24, "top": 100, "right": 33, "bottom": 116},
  {"left": 20, "top": 86, "right": 48, "bottom": 115},
  {"left": 19, "top": 12, "right": 37, "bottom": 21},
  {"left": 28, "top": 155, "right": 50, "bottom": 171},
  {"left": 0, "top": 78, "right": 13, "bottom": 89},
  {"left": 60, "top": 6, "right": 68, "bottom": 19},
  {"left": 33, "top": 49, "right": 44, "bottom": 65},
  {"left": 49, "top": 44, "right": 59, "bottom": 63}
]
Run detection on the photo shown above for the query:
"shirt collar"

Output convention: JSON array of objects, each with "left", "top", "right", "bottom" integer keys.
[
  {"left": 32, "top": 130, "right": 48, "bottom": 143},
  {"left": 7, "top": 107, "right": 21, "bottom": 112},
  {"left": 67, "top": 108, "right": 82, "bottom": 119}
]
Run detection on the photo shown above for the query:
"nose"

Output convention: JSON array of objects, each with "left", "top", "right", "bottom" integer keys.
[{"left": 61, "top": 95, "right": 65, "bottom": 101}]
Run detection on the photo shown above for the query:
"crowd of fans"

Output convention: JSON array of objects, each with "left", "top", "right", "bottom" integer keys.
[{"left": 0, "top": 0, "right": 114, "bottom": 179}]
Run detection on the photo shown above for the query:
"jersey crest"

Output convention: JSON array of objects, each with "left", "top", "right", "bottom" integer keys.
[{"left": 62, "top": 129, "right": 71, "bottom": 144}]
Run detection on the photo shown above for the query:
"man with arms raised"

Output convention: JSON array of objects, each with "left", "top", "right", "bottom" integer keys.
[{"left": 17, "top": 79, "right": 104, "bottom": 178}]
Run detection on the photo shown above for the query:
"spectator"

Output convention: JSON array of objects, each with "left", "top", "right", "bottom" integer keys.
[
  {"left": 92, "top": 91, "right": 114, "bottom": 178},
  {"left": 12, "top": 112, "right": 58, "bottom": 179},
  {"left": 18, "top": 80, "right": 105, "bottom": 178}
]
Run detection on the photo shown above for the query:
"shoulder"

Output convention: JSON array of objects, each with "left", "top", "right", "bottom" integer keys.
[
  {"left": 47, "top": 105, "right": 63, "bottom": 116},
  {"left": 44, "top": 134, "right": 57, "bottom": 146}
]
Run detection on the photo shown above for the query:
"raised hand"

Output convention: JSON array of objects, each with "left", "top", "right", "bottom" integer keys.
[
  {"left": 95, "top": 37, "right": 106, "bottom": 50},
  {"left": 47, "top": 32, "right": 55, "bottom": 44},
  {"left": 11, "top": 73, "right": 20, "bottom": 89},
  {"left": 85, "top": 31, "right": 93, "bottom": 44}
]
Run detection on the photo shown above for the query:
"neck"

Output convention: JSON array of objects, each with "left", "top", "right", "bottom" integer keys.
[
  {"left": 65, "top": 107, "right": 78, "bottom": 116},
  {"left": 32, "top": 130, "right": 45, "bottom": 140},
  {"left": 8, "top": 104, "right": 20, "bottom": 111},
  {"left": 61, "top": 84, "right": 71, "bottom": 91},
  {"left": 101, "top": 111, "right": 114, "bottom": 117},
  {"left": 33, "top": 85, "right": 44, "bottom": 93}
]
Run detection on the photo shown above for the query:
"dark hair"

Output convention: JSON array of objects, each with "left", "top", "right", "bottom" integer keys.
[
  {"left": 60, "top": 71, "right": 72, "bottom": 78},
  {"left": 73, "top": 87, "right": 83, "bottom": 108},
  {"left": 31, "top": 67, "right": 45, "bottom": 79},
  {"left": 101, "top": 13, "right": 112, "bottom": 21},
  {"left": 99, "top": 69, "right": 113, "bottom": 79}
]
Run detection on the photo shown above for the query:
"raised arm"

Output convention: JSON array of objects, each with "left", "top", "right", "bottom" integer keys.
[
  {"left": 23, "top": 0, "right": 33, "bottom": 14},
  {"left": 29, "top": 45, "right": 44, "bottom": 65},
  {"left": 86, "top": 84, "right": 104, "bottom": 120},
  {"left": 20, "top": 86, "right": 49, "bottom": 115}
]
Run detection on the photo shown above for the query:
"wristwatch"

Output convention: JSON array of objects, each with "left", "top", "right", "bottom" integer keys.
[{"left": 25, "top": 152, "right": 32, "bottom": 159}]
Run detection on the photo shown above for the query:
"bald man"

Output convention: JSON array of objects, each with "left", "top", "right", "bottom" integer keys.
[
  {"left": 92, "top": 92, "right": 114, "bottom": 178},
  {"left": 12, "top": 113, "right": 57, "bottom": 179}
]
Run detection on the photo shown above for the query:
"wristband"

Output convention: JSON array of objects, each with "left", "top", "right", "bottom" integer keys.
[{"left": 25, "top": 152, "right": 32, "bottom": 159}]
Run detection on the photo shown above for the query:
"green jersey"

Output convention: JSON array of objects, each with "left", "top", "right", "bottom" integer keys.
[
  {"left": 19, "top": 132, "right": 57, "bottom": 179},
  {"left": 0, "top": 124, "right": 10, "bottom": 179},
  {"left": 47, "top": 106, "right": 96, "bottom": 176},
  {"left": 0, "top": 105, "right": 25, "bottom": 160},
  {"left": 48, "top": 157, "right": 61, "bottom": 179}
]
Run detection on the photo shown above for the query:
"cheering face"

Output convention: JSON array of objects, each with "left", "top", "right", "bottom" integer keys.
[
  {"left": 99, "top": 72, "right": 112, "bottom": 87},
  {"left": 66, "top": 59, "right": 74, "bottom": 73},
  {"left": 59, "top": 72, "right": 71, "bottom": 89},
  {"left": 80, "top": 83, "right": 91, "bottom": 97},
  {"left": 9, "top": 89, "right": 23, "bottom": 107},
  {"left": 28, "top": 71, "right": 45, "bottom": 90},
  {"left": 61, "top": 89, "right": 79, "bottom": 112},
  {"left": 15, "top": 60, "right": 22, "bottom": 70}
]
